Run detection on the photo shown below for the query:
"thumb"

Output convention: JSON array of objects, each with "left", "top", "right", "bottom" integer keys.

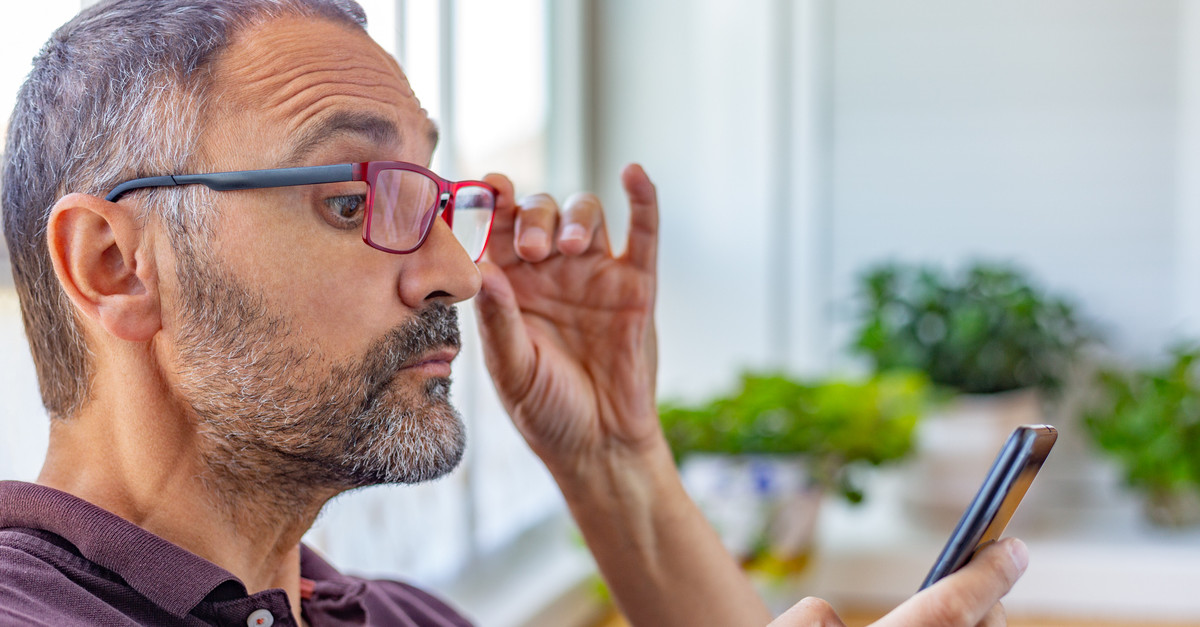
[
  {"left": 874, "top": 538, "right": 1028, "bottom": 626},
  {"left": 474, "top": 261, "right": 535, "bottom": 404}
]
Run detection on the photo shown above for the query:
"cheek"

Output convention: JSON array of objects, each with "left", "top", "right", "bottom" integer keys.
[
  {"left": 214, "top": 195, "right": 409, "bottom": 354},
  {"left": 277, "top": 249, "right": 414, "bottom": 360},
  {"left": 208, "top": 190, "right": 321, "bottom": 286}
]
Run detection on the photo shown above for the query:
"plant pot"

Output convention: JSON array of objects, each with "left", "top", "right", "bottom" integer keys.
[
  {"left": 1145, "top": 488, "right": 1200, "bottom": 528},
  {"left": 902, "top": 388, "right": 1046, "bottom": 528},
  {"left": 678, "top": 454, "right": 824, "bottom": 614},
  {"left": 678, "top": 455, "right": 823, "bottom": 575}
]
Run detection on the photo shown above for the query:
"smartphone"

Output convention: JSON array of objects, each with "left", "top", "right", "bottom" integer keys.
[{"left": 918, "top": 424, "right": 1057, "bottom": 590}]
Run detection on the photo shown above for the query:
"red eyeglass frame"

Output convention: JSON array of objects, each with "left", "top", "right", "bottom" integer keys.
[{"left": 106, "top": 160, "right": 498, "bottom": 261}]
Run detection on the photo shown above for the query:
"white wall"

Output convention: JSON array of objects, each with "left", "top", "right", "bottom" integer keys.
[
  {"left": 828, "top": 0, "right": 1180, "bottom": 361},
  {"left": 1176, "top": 0, "right": 1200, "bottom": 338},
  {"left": 592, "top": 0, "right": 1185, "bottom": 403},
  {"left": 591, "top": 0, "right": 784, "bottom": 402}
]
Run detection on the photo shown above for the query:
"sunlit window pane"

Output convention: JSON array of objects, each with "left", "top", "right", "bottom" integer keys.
[
  {"left": 452, "top": 0, "right": 547, "bottom": 192},
  {"left": 356, "top": 0, "right": 398, "bottom": 56}
]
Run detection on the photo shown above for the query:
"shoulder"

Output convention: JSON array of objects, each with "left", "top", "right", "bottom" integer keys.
[{"left": 359, "top": 577, "right": 475, "bottom": 626}]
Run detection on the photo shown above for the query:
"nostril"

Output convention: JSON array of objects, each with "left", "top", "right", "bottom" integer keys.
[{"left": 425, "top": 290, "right": 452, "bottom": 300}]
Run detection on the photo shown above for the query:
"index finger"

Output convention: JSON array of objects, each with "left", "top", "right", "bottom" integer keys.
[
  {"left": 874, "top": 538, "right": 1028, "bottom": 627},
  {"left": 482, "top": 173, "right": 518, "bottom": 266},
  {"left": 620, "top": 163, "right": 659, "bottom": 272}
]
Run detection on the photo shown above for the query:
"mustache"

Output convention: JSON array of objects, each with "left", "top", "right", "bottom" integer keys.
[{"left": 356, "top": 303, "right": 461, "bottom": 397}]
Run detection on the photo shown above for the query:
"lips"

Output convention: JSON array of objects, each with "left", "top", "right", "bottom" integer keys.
[{"left": 401, "top": 346, "right": 459, "bottom": 371}]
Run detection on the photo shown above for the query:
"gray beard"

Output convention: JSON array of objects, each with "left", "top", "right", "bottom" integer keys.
[{"left": 171, "top": 251, "right": 466, "bottom": 515}]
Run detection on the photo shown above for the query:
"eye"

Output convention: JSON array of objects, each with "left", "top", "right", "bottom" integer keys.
[{"left": 322, "top": 194, "right": 366, "bottom": 229}]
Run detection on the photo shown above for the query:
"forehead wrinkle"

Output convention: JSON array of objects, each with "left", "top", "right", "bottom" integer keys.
[
  {"left": 282, "top": 111, "right": 400, "bottom": 167},
  {"left": 224, "top": 52, "right": 412, "bottom": 128},
  {"left": 275, "top": 77, "right": 412, "bottom": 134},
  {"left": 223, "top": 16, "right": 389, "bottom": 76},
  {"left": 219, "top": 20, "right": 391, "bottom": 87},
  {"left": 243, "top": 58, "right": 407, "bottom": 111},
  {"left": 207, "top": 17, "right": 432, "bottom": 167},
  {"left": 285, "top": 90, "right": 419, "bottom": 147}
]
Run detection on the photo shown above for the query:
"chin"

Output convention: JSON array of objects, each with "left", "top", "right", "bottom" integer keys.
[{"left": 337, "top": 378, "right": 467, "bottom": 487}]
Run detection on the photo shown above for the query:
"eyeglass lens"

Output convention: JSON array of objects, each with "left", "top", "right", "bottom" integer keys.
[
  {"left": 370, "top": 169, "right": 495, "bottom": 260},
  {"left": 449, "top": 185, "right": 496, "bottom": 261},
  {"left": 372, "top": 169, "right": 439, "bottom": 252}
]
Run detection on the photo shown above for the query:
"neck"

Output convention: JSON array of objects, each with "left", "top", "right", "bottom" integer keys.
[{"left": 37, "top": 358, "right": 338, "bottom": 621}]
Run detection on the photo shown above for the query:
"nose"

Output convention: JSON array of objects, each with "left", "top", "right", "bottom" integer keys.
[{"left": 396, "top": 215, "right": 482, "bottom": 308}]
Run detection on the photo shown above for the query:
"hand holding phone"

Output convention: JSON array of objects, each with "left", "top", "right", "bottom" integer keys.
[{"left": 919, "top": 424, "right": 1056, "bottom": 590}]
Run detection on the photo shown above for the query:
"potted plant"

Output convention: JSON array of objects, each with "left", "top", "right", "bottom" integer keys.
[
  {"left": 658, "top": 371, "right": 928, "bottom": 578},
  {"left": 849, "top": 261, "right": 1096, "bottom": 523},
  {"left": 851, "top": 262, "right": 1092, "bottom": 395},
  {"left": 1083, "top": 346, "right": 1200, "bottom": 528}
]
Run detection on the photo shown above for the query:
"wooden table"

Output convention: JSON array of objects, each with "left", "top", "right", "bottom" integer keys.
[{"left": 594, "top": 608, "right": 1200, "bottom": 627}]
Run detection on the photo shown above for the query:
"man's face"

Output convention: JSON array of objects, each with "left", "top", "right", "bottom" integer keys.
[{"left": 154, "top": 16, "right": 482, "bottom": 497}]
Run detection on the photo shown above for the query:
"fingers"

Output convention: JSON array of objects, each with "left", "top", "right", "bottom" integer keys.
[
  {"left": 560, "top": 192, "right": 610, "bottom": 256},
  {"left": 769, "top": 597, "right": 847, "bottom": 627},
  {"left": 621, "top": 163, "right": 659, "bottom": 272},
  {"left": 485, "top": 164, "right": 655, "bottom": 265},
  {"left": 514, "top": 192, "right": 610, "bottom": 261},
  {"left": 514, "top": 194, "right": 559, "bottom": 262},
  {"left": 875, "top": 538, "right": 1028, "bottom": 627},
  {"left": 482, "top": 173, "right": 518, "bottom": 266},
  {"left": 473, "top": 261, "right": 535, "bottom": 402}
]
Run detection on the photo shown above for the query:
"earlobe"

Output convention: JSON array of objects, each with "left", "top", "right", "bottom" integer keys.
[{"left": 47, "top": 193, "right": 161, "bottom": 342}]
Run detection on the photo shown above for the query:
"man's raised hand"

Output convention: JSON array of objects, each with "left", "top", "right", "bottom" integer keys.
[{"left": 474, "top": 164, "right": 661, "bottom": 473}]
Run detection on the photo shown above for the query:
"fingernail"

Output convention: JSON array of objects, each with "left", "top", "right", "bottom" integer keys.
[
  {"left": 1007, "top": 538, "right": 1029, "bottom": 574},
  {"left": 519, "top": 227, "right": 548, "bottom": 250},
  {"left": 561, "top": 224, "right": 586, "bottom": 242}
]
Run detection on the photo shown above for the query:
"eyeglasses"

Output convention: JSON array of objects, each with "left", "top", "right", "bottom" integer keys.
[{"left": 106, "top": 161, "right": 498, "bottom": 261}]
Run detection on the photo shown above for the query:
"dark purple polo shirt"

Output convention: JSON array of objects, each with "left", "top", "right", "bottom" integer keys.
[{"left": 0, "top": 481, "right": 473, "bottom": 626}]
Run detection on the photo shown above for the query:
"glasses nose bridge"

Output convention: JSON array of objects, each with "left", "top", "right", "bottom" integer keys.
[{"left": 437, "top": 190, "right": 453, "bottom": 227}]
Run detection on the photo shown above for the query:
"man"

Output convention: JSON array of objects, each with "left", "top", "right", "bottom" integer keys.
[{"left": 0, "top": 1, "right": 1027, "bottom": 625}]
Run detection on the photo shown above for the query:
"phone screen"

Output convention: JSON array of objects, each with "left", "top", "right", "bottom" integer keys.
[{"left": 918, "top": 424, "right": 1057, "bottom": 590}]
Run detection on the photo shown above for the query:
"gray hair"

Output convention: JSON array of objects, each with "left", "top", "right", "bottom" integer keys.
[{"left": 2, "top": 0, "right": 368, "bottom": 419}]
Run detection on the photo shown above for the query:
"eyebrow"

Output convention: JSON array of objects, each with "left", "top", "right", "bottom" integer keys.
[
  {"left": 425, "top": 120, "right": 441, "bottom": 153},
  {"left": 279, "top": 111, "right": 437, "bottom": 168}
]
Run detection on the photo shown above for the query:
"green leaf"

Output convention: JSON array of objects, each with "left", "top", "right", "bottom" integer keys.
[
  {"left": 849, "top": 260, "right": 1097, "bottom": 394},
  {"left": 659, "top": 371, "right": 929, "bottom": 504},
  {"left": 1083, "top": 345, "right": 1200, "bottom": 496}
]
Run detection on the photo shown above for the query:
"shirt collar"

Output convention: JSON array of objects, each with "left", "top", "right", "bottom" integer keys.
[{"left": 0, "top": 480, "right": 243, "bottom": 619}]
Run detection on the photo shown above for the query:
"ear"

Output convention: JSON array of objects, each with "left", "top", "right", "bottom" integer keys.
[{"left": 47, "top": 193, "right": 161, "bottom": 342}]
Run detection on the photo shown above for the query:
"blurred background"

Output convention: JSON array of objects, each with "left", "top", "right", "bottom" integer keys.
[{"left": 2, "top": 1, "right": 1199, "bottom": 626}]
